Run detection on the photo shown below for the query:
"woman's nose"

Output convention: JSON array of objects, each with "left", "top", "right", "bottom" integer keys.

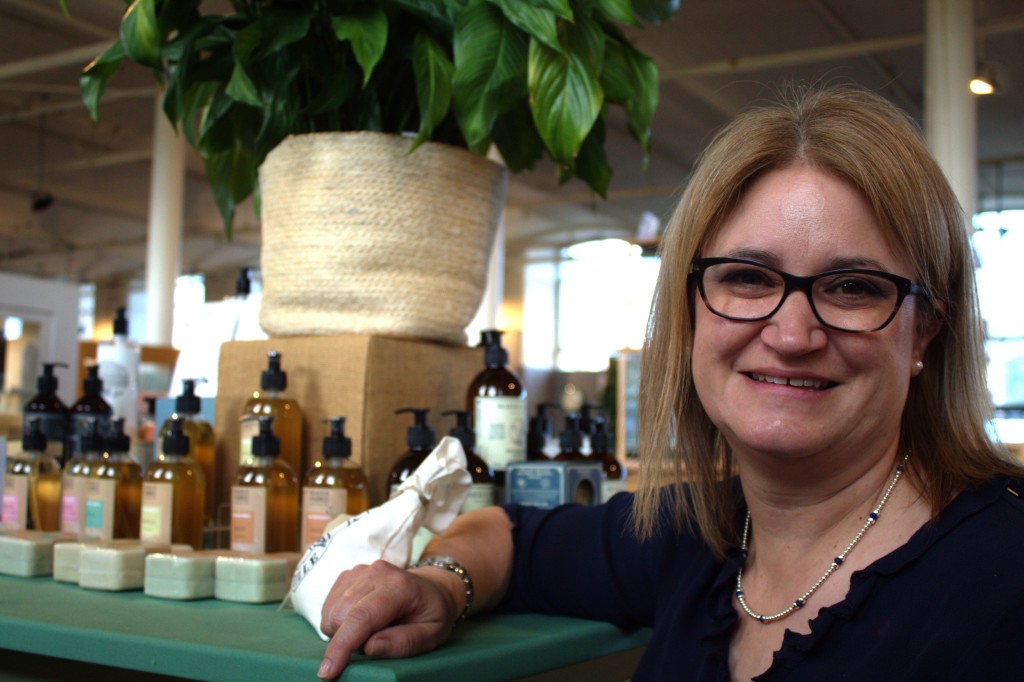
[{"left": 759, "top": 289, "right": 829, "bottom": 353}]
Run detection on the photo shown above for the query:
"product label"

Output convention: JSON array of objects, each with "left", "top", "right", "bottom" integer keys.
[
  {"left": 460, "top": 483, "right": 496, "bottom": 513},
  {"left": 600, "top": 477, "right": 629, "bottom": 504},
  {"left": 1, "top": 475, "right": 29, "bottom": 530},
  {"left": 68, "top": 414, "right": 111, "bottom": 459},
  {"left": 239, "top": 419, "right": 260, "bottom": 466},
  {"left": 23, "top": 414, "right": 67, "bottom": 460},
  {"left": 85, "top": 478, "right": 117, "bottom": 539},
  {"left": 301, "top": 488, "right": 347, "bottom": 548},
  {"left": 60, "top": 473, "right": 84, "bottom": 533},
  {"left": 231, "top": 486, "right": 268, "bottom": 553},
  {"left": 474, "top": 395, "right": 527, "bottom": 471},
  {"left": 141, "top": 482, "right": 174, "bottom": 543}
]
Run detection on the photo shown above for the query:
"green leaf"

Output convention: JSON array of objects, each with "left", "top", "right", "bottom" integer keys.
[
  {"left": 203, "top": 128, "right": 258, "bottom": 241},
  {"left": 631, "top": 0, "right": 680, "bottom": 24},
  {"left": 490, "top": 102, "right": 545, "bottom": 172},
  {"left": 226, "top": 23, "right": 263, "bottom": 106},
  {"left": 594, "top": 0, "right": 639, "bottom": 26},
  {"left": 259, "top": 6, "right": 315, "bottom": 56},
  {"left": 570, "top": 116, "right": 611, "bottom": 196},
  {"left": 453, "top": 2, "right": 528, "bottom": 150},
  {"left": 528, "top": 36, "right": 603, "bottom": 164},
  {"left": 412, "top": 32, "right": 454, "bottom": 147},
  {"left": 602, "top": 37, "right": 658, "bottom": 159},
  {"left": 120, "top": 0, "right": 161, "bottom": 68},
  {"left": 488, "top": 0, "right": 561, "bottom": 53},
  {"left": 331, "top": 7, "right": 388, "bottom": 86},
  {"left": 80, "top": 41, "right": 125, "bottom": 121}
]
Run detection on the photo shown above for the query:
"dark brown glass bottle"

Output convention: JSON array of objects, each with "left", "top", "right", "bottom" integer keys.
[
  {"left": 466, "top": 330, "right": 527, "bottom": 489},
  {"left": 68, "top": 365, "right": 112, "bottom": 464},
  {"left": 23, "top": 362, "right": 70, "bottom": 464},
  {"left": 387, "top": 409, "right": 435, "bottom": 500},
  {"left": 442, "top": 410, "right": 496, "bottom": 512},
  {"left": 554, "top": 414, "right": 586, "bottom": 461},
  {"left": 591, "top": 418, "right": 627, "bottom": 503}
]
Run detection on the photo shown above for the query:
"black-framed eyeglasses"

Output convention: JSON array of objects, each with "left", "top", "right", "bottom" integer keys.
[{"left": 688, "top": 257, "right": 928, "bottom": 333}]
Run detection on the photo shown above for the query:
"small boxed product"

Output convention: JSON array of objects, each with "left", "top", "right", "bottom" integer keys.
[
  {"left": 0, "top": 531, "right": 83, "bottom": 577},
  {"left": 77, "top": 541, "right": 191, "bottom": 591},
  {"left": 214, "top": 553, "right": 301, "bottom": 603},
  {"left": 144, "top": 550, "right": 241, "bottom": 600}
]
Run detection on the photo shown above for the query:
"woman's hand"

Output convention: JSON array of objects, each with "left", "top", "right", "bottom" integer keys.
[{"left": 317, "top": 559, "right": 461, "bottom": 680}]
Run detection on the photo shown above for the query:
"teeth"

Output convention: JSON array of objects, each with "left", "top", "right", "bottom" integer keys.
[{"left": 749, "top": 373, "right": 831, "bottom": 390}]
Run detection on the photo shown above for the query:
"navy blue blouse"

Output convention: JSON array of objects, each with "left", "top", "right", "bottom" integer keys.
[{"left": 500, "top": 476, "right": 1024, "bottom": 680}]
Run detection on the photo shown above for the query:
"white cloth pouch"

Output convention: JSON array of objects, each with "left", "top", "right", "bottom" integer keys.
[{"left": 288, "top": 436, "right": 472, "bottom": 639}]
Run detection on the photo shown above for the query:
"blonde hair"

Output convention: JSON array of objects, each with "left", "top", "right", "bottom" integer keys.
[{"left": 633, "top": 86, "right": 1020, "bottom": 556}]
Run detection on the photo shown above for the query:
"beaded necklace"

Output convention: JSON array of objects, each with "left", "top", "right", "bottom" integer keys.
[{"left": 734, "top": 454, "right": 908, "bottom": 624}]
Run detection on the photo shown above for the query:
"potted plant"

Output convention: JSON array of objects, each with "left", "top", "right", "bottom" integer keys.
[{"left": 81, "top": 0, "right": 678, "bottom": 343}]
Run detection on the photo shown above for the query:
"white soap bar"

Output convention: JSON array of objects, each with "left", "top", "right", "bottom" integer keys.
[
  {"left": 215, "top": 553, "right": 301, "bottom": 603},
  {"left": 78, "top": 541, "right": 188, "bottom": 591},
  {"left": 54, "top": 539, "right": 191, "bottom": 584},
  {"left": 0, "top": 531, "right": 82, "bottom": 577},
  {"left": 145, "top": 551, "right": 221, "bottom": 600}
]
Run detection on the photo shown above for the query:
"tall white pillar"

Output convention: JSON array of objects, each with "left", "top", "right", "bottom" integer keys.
[
  {"left": 144, "top": 93, "right": 186, "bottom": 346},
  {"left": 924, "top": 0, "right": 977, "bottom": 219}
]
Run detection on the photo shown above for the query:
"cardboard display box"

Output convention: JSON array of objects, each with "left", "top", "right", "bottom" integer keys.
[{"left": 214, "top": 336, "right": 481, "bottom": 515}]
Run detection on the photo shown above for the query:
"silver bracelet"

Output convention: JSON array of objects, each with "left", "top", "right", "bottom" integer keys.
[{"left": 412, "top": 555, "right": 474, "bottom": 626}]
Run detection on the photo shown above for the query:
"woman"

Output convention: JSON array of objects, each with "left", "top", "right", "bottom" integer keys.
[{"left": 316, "top": 87, "right": 1024, "bottom": 681}]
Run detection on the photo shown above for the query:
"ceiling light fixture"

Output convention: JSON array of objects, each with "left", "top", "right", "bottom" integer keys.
[{"left": 970, "top": 63, "right": 998, "bottom": 95}]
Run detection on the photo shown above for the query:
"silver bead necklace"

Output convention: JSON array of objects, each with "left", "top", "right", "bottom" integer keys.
[{"left": 734, "top": 454, "right": 908, "bottom": 624}]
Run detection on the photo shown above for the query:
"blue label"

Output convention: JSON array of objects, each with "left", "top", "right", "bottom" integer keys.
[{"left": 85, "top": 498, "right": 105, "bottom": 530}]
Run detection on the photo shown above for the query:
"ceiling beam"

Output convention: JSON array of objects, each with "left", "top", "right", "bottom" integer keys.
[{"left": 0, "top": 41, "right": 114, "bottom": 81}]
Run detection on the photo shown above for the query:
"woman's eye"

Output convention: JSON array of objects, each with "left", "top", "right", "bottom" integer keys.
[
  {"left": 824, "top": 276, "right": 887, "bottom": 299},
  {"left": 720, "top": 268, "right": 775, "bottom": 287}
]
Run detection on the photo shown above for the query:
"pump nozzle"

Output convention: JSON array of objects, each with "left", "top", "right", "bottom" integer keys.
[
  {"left": 559, "top": 413, "right": 584, "bottom": 452},
  {"left": 113, "top": 306, "right": 129, "bottom": 336},
  {"left": 236, "top": 267, "right": 252, "bottom": 296},
  {"left": 82, "top": 364, "right": 103, "bottom": 397},
  {"left": 478, "top": 329, "right": 509, "bottom": 367},
  {"left": 321, "top": 416, "right": 352, "bottom": 459},
  {"left": 395, "top": 408, "right": 436, "bottom": 450},
  {"left": 106, "top": 417, "right": 131, "bottom": 455},
  {"left": 176, "top": 378, "right": 206, "bottom": 415},
  {"left": 37, "top": 361, "right": 69, "bottom": 394},
  {"left": 260, "top": 351, "right": 287, "bottom": 391},
  {"left": 591, "top": 417, "right": 613, "bottom": 454},
  {"left": 22, "top": 418, "right": 47, "bottom": 452},
  {"left": 441, "top": 409, "right": 475, "bottom": 454},
  {"left": 162, "top": 416, "right": 190, "bottom": 455},
  {"left": 251, "top": 415, "right": 280, "bottom": 457}
]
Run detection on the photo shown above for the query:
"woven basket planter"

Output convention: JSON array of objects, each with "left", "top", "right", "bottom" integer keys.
[{"left": 258, "top": 132, "right": 508, "bottom": 345}]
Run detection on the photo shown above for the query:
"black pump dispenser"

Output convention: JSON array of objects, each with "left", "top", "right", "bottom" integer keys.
[
  {"left": 106, "top": 418, "right": 131, "bottom": 455},
  {"left": 176, "top": 379, "right": 203, "bottom": 415},
  {"left": 322, "top": 417, "right": 352, "bottom": 459},
  {"left": 37, "top": 362, "right": 67, "bottom": 395},
  {"left": 252, "top": 416, "right": 281, "bottom": 457},
  {"left": 479, "top": 330, "right": 509, "bottom": 367},
  {"left": 260, "top": 352, "right": 287, "bottom": 391},
  {"left": 236, "top": 267, "right": 252, "bottom": 296},
  {"left": 396, "top": 408, "right": 435, "bottom": 450},
  {"left": 556, "top": 414, "right": 584, "bottom": 459},
  {"left": 22, "top": 418, "right": 47, "bottom": 452},
  {"left": 591, "top": 418, "right": 612, "bottom": 454},
  {"left": 162, "top": 417, "right": 191, "bottom": 456},
  {"left": 80, "top": 418, "right": 103, "bottom": 454},
  {"left": 442, "top": 409, "right": 475, "bottom": 454},
  {"left": 113, "top": 306, "right": 129, "bottom": 336},
  {"left": 83, "top": 365, "right": 104, "bottom": 397}
]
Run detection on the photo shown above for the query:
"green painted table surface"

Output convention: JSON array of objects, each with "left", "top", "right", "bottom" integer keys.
[{"left": 0, "top": 575, "right": 649, "bottom": 681}]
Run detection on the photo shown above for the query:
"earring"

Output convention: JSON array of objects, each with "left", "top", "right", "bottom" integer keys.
[{"left": 914, "top": 360, "right": 924, "bottom": 372}]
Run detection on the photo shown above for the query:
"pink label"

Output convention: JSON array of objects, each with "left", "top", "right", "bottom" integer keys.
[
  {"left": 2, "top": 495, "right": 21, "bottom": 529},
  {"left": 62, "top": 494, "right": 79, "bottom": 528}
]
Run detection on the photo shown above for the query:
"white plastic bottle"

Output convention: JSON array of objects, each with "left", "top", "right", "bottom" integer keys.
[{"left": 97, "top": 306, "right": 140, "bottom": 439}]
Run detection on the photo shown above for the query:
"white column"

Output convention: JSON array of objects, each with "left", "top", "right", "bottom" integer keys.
[
  {"left": 924, "top": 0, "right": 977, "bottom": 219},
  {"left": 143, "top": 92, "right": 186, "bottom": 346}
]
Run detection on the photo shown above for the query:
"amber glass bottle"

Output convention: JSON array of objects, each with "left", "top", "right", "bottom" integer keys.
[
  {"left": 61, "top": 418, "right": 104, "bottom": 534},
  {"left": 590, "top": 418, "right": 627, "bottom": 503},
  {"left": 160, "top": 379, "right": 216, "bottom": 523},
  {"left": 239, "top": 352, "right": 303, "bottom": 475},
  {"left": 232, "top": 416, "right": 299, "bottom": 553},
  {"left": 300, "top": 417, "right": 369, "bottom": 548},
  {"left": 141, "top": 416, "right": 205, "bottom": 548},
  {"left": 1, "top": 419, "right": 61, "bottom": 531},
  {"left": 442, "top": 410, "right": 496, "bottom": 512},
  {"left": 86, "top": 418, "right": 143, "bottom": 539},
  {"left": 68, "top": 365, "right": 112, "bottom": 463},
  {"left": 386, "top": 408, "right": 435, "bottom": 500},
  {"left": 466, "top": 330, "right": 527, "bottom": 489}
]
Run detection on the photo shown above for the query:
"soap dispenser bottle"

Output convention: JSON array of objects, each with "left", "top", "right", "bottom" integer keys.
[
  {"left": 96, "top": 306, "right": 141, "bottom": 439},
  {"left": 387, "top": 408, "right": 436, "bottom": 499},
  {"left": 232, "top": 415, "right": 299, "bottom": 553},
  {"left": 300, "top": 417, "right": 369, "bottom": 548},
  {"left": 591, "top": 418, "right": 627, "bottom": 502},
  {"left": 160, "top": 378, "right": 216, "bottom": 523},
  {"left": 22, "top": 362, "right": 69, "bottom": 464},
  {"left": 2, "top": 419, "right": 61, "bottom": 531},
  {"left": 239, "top": 352, "right": 303, "bottom": 475},
  {"left": 442, "top": 410, "right": 496, "bottom": 512},
  {"left": 554, "top": 414, "right": 586, "bottom": 461},
  {"left": 61, "top": 417, "right": 104, "bottom": 534},
  {"left": 466, "top": 330, "right": 527, "bottom": 487},
  {"left": 86, "top": 418, "right": 142, "bottom": 539},
  {"left": 142, "top": 416, "right": 205, "bottom": 548},
  {"left": 526, "top": 403, "right": 560, "bottom": 461},
  {"left": 68, "top": 365, "right": 112, "bottom": 461}
]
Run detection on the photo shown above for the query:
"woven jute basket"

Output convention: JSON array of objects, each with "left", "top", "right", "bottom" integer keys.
[{"left": 258, "top": 132, "right": 508, "bottom": 345}]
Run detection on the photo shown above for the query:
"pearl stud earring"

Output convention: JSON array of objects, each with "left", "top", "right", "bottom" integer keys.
[{"left": 914, "top": 360, "right": 924, "bottom": 372}]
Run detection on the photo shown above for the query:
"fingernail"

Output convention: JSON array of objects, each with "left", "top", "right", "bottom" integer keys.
[{"left": 318, "top": 660, "right": 333, "bottom": 679}]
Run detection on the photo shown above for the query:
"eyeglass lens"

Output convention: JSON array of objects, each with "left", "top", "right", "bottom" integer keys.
[{"left": 699, "top": 260, "right": 903, "bottom": 332}]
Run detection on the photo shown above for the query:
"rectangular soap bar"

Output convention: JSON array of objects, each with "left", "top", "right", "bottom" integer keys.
[
  {"left": 78, "top": 541, "right": 191, "bottom": 591},
  {"left": 215, "top": 553, "right": 302, "bottom": 603},
  {"left": 145, "top": 551, "right": 229, "bottom": 600},
  {"left": 55, "top": 540, "right": 192, "bottom": 584},
  {"left": 0, "top": 531, "right": 82, "bottom": 577}
]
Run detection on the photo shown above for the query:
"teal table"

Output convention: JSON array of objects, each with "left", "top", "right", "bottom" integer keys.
[{"left": 0, "top": 575, "right": 649, "bottom": 681}]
